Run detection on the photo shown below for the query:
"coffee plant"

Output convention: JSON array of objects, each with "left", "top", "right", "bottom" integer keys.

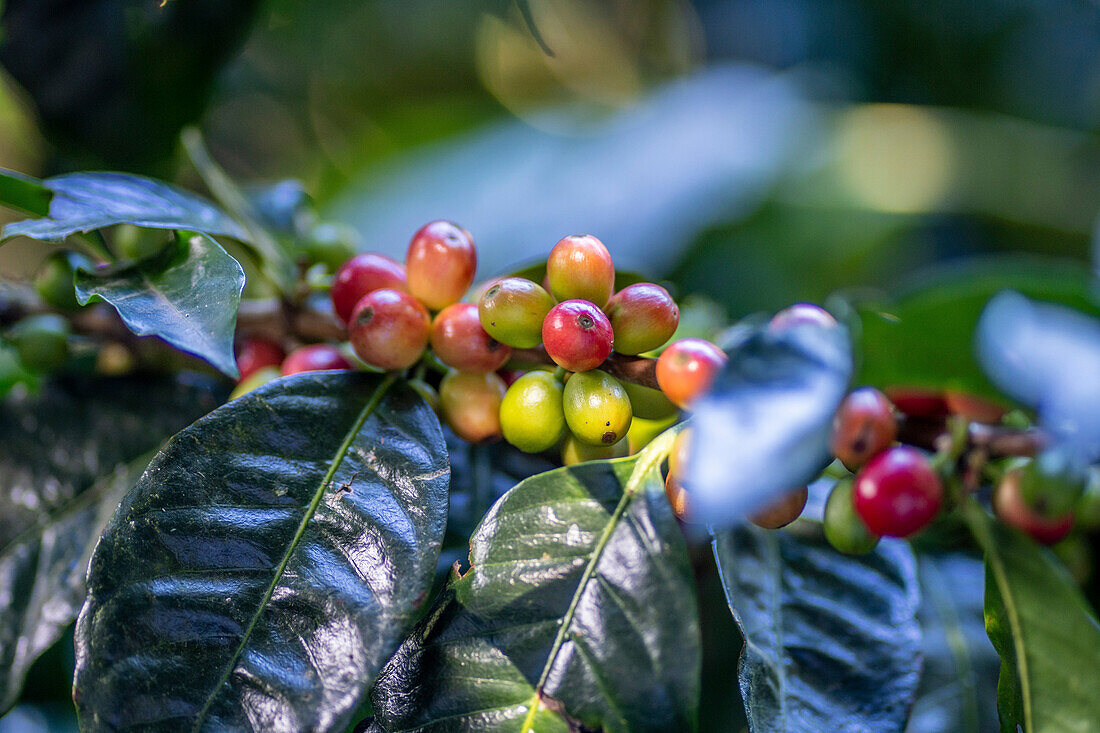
[{"left": 0, "top": 131, "right": 1098, "bottom": 733}]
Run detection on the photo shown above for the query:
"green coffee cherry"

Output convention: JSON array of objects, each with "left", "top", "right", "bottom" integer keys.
[
  {"left": 824, "top": 478, "right": 880, "bottom": 555},
  {"left": 621, "top": 380, "right": 678, "bottom": 420},
  {"left": 303, "top": 222, "right": 359, "bottom": 272},
  {"left": 115, "top": 224, "right": 170, "bottom": 261},
  {"left": 562, "top": 435, "right": 629, "bottom": 465},
  {"left": 501, "top": 371, "right": 565, "bottom": 453},
  {"left": 9, "top": 314, "right": 70, "bottom": 372},
  {"left": 34, "top": 253, "right": 82, "bottom": 311},
  {"left": 627, "top": 415, "right": 678, "bottom": 455},
  {"left": 1019, "top": 449, "right": 1087, "bottom": 517},
  {"left": 563, "top": 370, "right": 632, "bottom": 447},
  {"left": 478, "top": 277, "right": 556, "bottom": 349}
]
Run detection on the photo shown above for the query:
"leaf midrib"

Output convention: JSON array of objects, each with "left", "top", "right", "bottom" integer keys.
[{"left": 190, "top": 374, "right": 395, "bottom": 732}]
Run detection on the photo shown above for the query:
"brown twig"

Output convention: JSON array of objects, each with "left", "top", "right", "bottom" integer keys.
[{"left": 897, "top": 416, "right": 1046, "bottom": 458}]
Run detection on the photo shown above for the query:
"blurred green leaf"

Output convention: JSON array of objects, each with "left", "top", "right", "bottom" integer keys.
[
  {"left": 713, "top": 527, "right": 922, "bottom": 732},
  {"left": 965, "top": 502, "right": 1100, "bottom": 733},
  {"left": 855, "top": 257, "right": 1100, "bottom": 402},
  {"left": 74, "top": 231, "right": 245, "bottom": 377},
  {"left": 0, "top": 170, "right": 52, "bottom": 217}
]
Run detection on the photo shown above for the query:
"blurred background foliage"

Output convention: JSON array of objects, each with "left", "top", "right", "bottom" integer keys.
[{"left": 0, "top": 1, "right": 1098, "bottom": 730}]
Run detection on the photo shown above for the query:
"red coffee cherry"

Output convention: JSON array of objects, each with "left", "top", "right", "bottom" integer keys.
[
  {"left": 604, "top": 283, "right": 680, "bottom": 355},
  {"left": 439, "top": 370, "right": 506, "bottom": 443},
  {"left": 832, "top": 387, "right": 898, "bottom": 470},
  {"left": 853, "top": 446, "right": 943, "bottom": 537},
  {"left": 331, "top": 253, "right": 407, "bottom": 324},
  {"left": 281, "top": 344, "right": 353, "bottom": 375},
  {"left": 405, "top": 220, "right": 476, "bottom": 311},
  {"left": 236, "top": 337, "right": 285, "bottom": 381},
  {"left": 884, "top": 387, "right": 950, "bottom": 420},
  {"left": 545, "top": 234, "right": 615, "bottom": 308},
  {"left": 655, "top": 338, "right": 727, "bottom": 409},
  {"left": 430, "top": 302, "right": 512, "bottom": 373},
  {"left": 348, "top": 288, "right": 431, "bottom": 370},
  {"left": 995, "top": 468, "right": 1074, "bottom": 545},
  {"left": 750, "top": 487, "right": 809, "bottom": 529},
  {"left": 769, "top": 303, "right": 837, "bottom": 331},
  {"left": 542, "top": 300, "right": 614, "bottom": 372}
]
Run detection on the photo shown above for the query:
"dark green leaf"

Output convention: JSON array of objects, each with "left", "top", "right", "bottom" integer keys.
[
  {"left": 0, "top": 374, "right": 226, "bottom": 713},
  {"left": 712, "top": 527, "right": 922, "bottom": 733},
  {"left": 688, "top": 322, "right": 852, "bottom": 527},
  {"left": 74, "top": 231, "right": 245, "bottom": 377},
  {"left": 0, "top": 170, "right": 52, "bottom": 217},
  {"left": 74, "top": 372, "right": 449, "bottom": 733},
  {"left": 907, "top": 553, "right": 999, "bottom": 733},
  {"left": 1, "top": 172, "right": 249, "bottom": 245},
  {"left": 370, "top": 435, "right": 701, "bottom": 732},
  {"left": 964, "top": 502, "right": 1100, "bottom": 733},
  {"left": 855, "top": 257, "right": 1100, "bottom": 402}
]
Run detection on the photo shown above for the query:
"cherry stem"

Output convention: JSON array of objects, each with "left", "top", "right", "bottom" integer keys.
[{"left": 510, "top": 347, "right": 661, "bottom": 391}]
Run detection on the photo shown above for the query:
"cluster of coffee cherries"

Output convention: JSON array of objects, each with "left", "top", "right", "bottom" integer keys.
[{"left": 232, "top": 223, "right": 728, "bottom": 466}]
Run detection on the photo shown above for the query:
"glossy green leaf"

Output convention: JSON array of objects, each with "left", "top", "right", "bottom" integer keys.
[
  {"left": 0, "top": 170, "right": 52, "bottom": 217},
  {"left": 964, "top": 503, "right": 1100, "bottom": 733},
  {"left": 1, "top": 172, "right": 249, "bottom": 245},
  {"left": 74, "top": 372, "right": 449, "bottom": 733},
  {"left": 369, "top": 434, "right": 701, "bottom": 732},
  {"left": 855, "top": 257, "right": 1100, "bottom": 402},
  {"left": 712, "top": 527, "right": 922, "bottom": 733},
  {"left": 74, "top": 231, "right": 245, "bottom": 377},
  {"left": 0, "top": 375, "right": 227, "bottom": 714}
]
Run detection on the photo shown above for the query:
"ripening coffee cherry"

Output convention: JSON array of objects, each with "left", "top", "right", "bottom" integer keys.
[
  {"left": 439, "top": 370, "right": 506, "bottom": 443},
  {"left": 500, "top": 371, "right": 566, "bottom": 453},
  {"left": 348, "top": 288, "right": 431, "bottom": 370},
  {"left": 545, "top": 235, "right": 615, "bottom": 308},
  {"left": 430, "top": 303, "right": 511, "bottom": 373},
  {"left": 331, "top": 253, "right": 408, "bottom": 324},
  {"left": 9, "top": 314, "right": 70, "bottom": 372},
  {"left": 831, "top": 387, "right": 897, "bottom": 470},
  {"left": 281, "top": 344, "right": 353, "bottom": 375},
  {"left": 478, "top": 277, "right": 556, "bottom": 348},
  {"left": 750, "top": 487, "right": 809, "bottom": 529},
  {"left": 944, "top": 390, "right": 1006, "bottom": 424},
  {"left": 563, "top": 370, "right": 633, "bottom": 446},
  {"left": 768, "top": 302, "right": 837, "bottom": 331},
  {"left": 884, "top": 387, "right": 950, "bottom": 419},
  {"left": 406, "top": 220, "right": 477, "bottom": 311},
  {"left": 1016, "top": 450, "right": 1087, "bottom": 518},
  {"left": 236, "top": 337, "right": 285, "bottom": 381},
  {"left": 604, "top": 283, "right": 679, "bottom": 355},
  {"left": 34, "top": 253, "right": 83, "bottom": 311},
  {"left": 562, "top": 434, "right": 629, "bottom": 465},
  {"left": 824, "top": 478, "right": 880, "bottom": 555},
  {"left": 230, "top": 366, "right": 281, "bottom": 400},
  {"left": 543, "top": 300, "right": 614, "bottom": 372},
  {"left": 853, "top": 446, "right": 943, "bottom": 537},
  {"left": 664, "top": 428, "right": 692, "bottom": 519},
  {"left": 655, "top": 338, "right": 727, "bottom": 409},
  {"left": 622, "top": 380, "right": 678, "bottom": 420},
  {"left": 995, "top": 467, "right": 1074, "bottom": 545}
]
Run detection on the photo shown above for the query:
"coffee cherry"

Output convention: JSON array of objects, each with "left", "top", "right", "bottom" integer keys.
[
  {"left": 115, "top": 224, "right": 168, "bottom": 261},
  {"left": 331, "top": 253, "right": 408, "bottom": 324},
  {"left": 750, "top": 487, "right": 809, "bottom": 529},
  {"left": 230, "top": 366, "right": 281, "bottom": 400},
  {"left": 281, "top": 344, "right": 353, "bottom": 375},
  {"left": 478, "top": 277, "right": 556, "bottom": 348},
  {"left": 1016, "top": 450, "right": 1087, "bottom": 517},
  {"left": 562, "top": 434, "right": 629, "bottom": 465},
  {"left": 430, "top": 302, "right": 511, "bottom": 373},
  {"left": 562, "top": 369, "right": 632, "bottom": 446},
  {"left": 604, "top": 283, "right": 679, "bottom": 355},
  {"left": 545, "top": 234, "right": 615, "bottom": 308},
  {"left": 853, "top": 446, "right": 943, "bottom": 537},
  {"left": 628, "top": 415, "right": 678, "bottom": 455},
  {"left": 439, "top": 370, "right": 506, "bottom": 443},
  {"left": 96, "top": 343, "right": 136, "bottom": 376},
  {"left": 543, "top": 300, "right": 614, "bottom": 372},
  {"left": 9, "top": 314, "right": 69, "bottom": 372},
  {"left": 664, "top": 429, "right": 692, "bottom": 519},
  {"left": 664, "top": 473, "right": 690, "bottom": 520},
  {"left": 824, "top": 478, "right": 880, "bottom": 554},
  {"left": 34, "top": 253, "right": 82, "bottom": 311},
  {"left": 769, "top": 302, "right": 837, "bottom": 331},
  {"left": 348, "top": 288, "right": 431, "bottom": 370},
  {"left": 884, "top": 387, "right": 950, "bottom": 420},
  {"left": 995, "top": 467, "right": 1074, "bottom": 545},
  {"left": 944, "top": 390, "right": 1006, "bottom": 424},
  {"left": 304, "top": 223, "right": 358, "bottom": 272},
  {"left": 406, "top": 221, "right": 476, "bottom": 311},
  {"left": 831, "top": 387, "right": 897, "bottom": 470},
  {"left": 500, "top": 371, "right": 566, "bottom": 453},
  {"left": 236, "top": 337, "right": 285, "bottom": 381},
  {"left": 622, "top": 381, "right": 678, "bottom": 420},
  {"left": 655, "top": 338, "right": 726, "bottom": 409}
]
